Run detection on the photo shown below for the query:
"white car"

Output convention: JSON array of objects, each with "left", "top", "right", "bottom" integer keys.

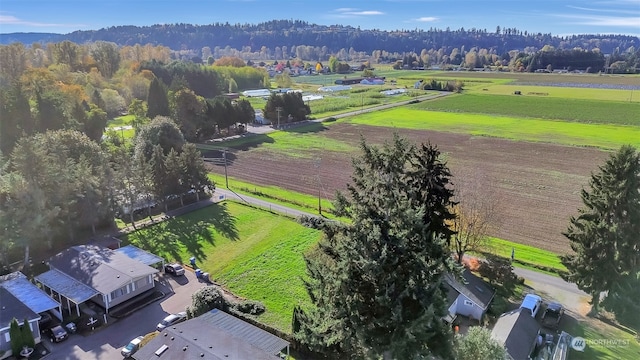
[
  {"left": 156, "top": 312, "right": 187, "bottom": 331},
  {"left": 520, "top": 294, "right": 543, "bottom": 318},
  {"left": 121, "top": 336, "right": 144, "bottom": 358}
]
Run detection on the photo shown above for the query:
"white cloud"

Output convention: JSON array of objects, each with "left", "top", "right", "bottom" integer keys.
[
  {"left": 414, "top": 17, "right": 439, "bottom": 22},
  {"left": 0, "top": 14, "right": 85, "bottom": 28},
  {"left": 556, "top": 13, "right": 640, "bottom": 27},
  {"left": 567, "top": 5, "right": 640, "bottom": 15},
  {"left": 330, "top": 8, "right": 384, "bottom": 17}
]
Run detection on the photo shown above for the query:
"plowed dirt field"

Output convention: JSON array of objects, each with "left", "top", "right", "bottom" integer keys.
[{"left": 206, "top": 123, "right": 609, "bottom": 253}]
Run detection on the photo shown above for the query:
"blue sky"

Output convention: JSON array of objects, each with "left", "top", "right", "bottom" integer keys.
[{"left": 1, "top": 0, "right": 639, "bottom": 36}]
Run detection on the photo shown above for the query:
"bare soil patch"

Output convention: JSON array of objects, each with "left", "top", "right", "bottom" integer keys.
[{"left": 207, "top": 123, "right": 609, "bottom": 253}]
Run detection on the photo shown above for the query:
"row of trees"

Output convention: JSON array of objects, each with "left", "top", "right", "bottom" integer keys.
[
  {"left": 145, "top": 77, "right": 255, "bottom": 141},
  {"left": 263, "top": 92, "right": 310, "bottom": 125},
  {"left": 417, "top": 79, "right": 465, "bottom": 92},
  {"left": 0, "top": 115, "right": 214, "bottom": 268},
  {"left": 10, "top": 20, "right": 636, "bottom": 57}
]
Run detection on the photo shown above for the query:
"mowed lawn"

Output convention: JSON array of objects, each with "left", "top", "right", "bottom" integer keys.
[
  {"left": 415, "top": 93, "right": 640, "bottom": 126},
  {"left": 125, "top": 202, "right": 321, "bottom": 333},
  {"left": 346, "top": 108, "right": 640, "bottom": 149}
]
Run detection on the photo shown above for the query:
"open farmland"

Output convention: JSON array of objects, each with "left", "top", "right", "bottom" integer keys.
[
  {"left": 206, "top": 121, "right": 610, "bottom": 253},
  {"left": 347, "top": 108, "right": 640, "bottom": 149},
  {"left": 415, "top": 93, "right": 640, "bottom": 125}
]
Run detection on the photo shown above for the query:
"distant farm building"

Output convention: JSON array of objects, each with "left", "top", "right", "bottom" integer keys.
[
  {"left": 302, "top": 94, "right": 324, "bottom": 102},
  {"left": 360, "top": 78, "right": 385, "bottom": 85},
  {"left": 242, "top": 89, "right": 271, "bottom": 97},
  {"left": 318, "top": 85, "right": 352, "bottom": 92},
  {"left": 381, "top": 89, "right": 407, "bottom": 96},
  {"left": 335, "top": 77, "right": 364, "bottom": 85}
]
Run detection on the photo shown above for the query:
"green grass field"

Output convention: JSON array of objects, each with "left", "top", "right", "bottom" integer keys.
[
  {"left": 198, "top": 124, "right": 354, "bottom": 158},
  {"left": 416, "top": 93, "right": 640, "bottom": 125},
  {"left": 565, "top": 318, "right": 640, "bottom": 360},
  {"left": 346, "top": 107, "right": 640, "bottom": 149},
  {"left": 124, "top": 202, "right": 320, "bottom": 332},
  {"left": 484, "top": 237, "right": 567, "bottom": 274},
  {"left": 470, "top": 84, "right": 640, "bottom": 102}
]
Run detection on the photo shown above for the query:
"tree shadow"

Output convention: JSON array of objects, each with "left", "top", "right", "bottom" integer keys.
[
  {"left": 201, "top": 133, "right": 275, "bottom": 152},
  {"left": 282, "top": 122, "right": 328, "bottom": 134},
  {"left": 127, "top": 202, "right": 238, "bottom": 264}
]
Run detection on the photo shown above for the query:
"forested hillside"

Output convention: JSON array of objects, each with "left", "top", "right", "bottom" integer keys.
[{"left": 2, "top": 20, "right": 638, "bottom": 57}]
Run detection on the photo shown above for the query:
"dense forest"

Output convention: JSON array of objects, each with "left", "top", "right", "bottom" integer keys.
[{"left": 2, "top": 20, "right": 638, "bottom": 58}]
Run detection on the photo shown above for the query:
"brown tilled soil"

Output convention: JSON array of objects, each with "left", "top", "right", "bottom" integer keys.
[{"left": 207, "top": 123, "right": 610, "bottom": 253}]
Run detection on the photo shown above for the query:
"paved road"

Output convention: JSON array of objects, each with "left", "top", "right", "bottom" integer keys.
[
  {"left": 514, "top": 267, "right": 589, "bottom": 314},
  {"left": 44, "top": 270, "right": 208, "bottom": 360},
  {"left": 214, "top": 188, "right": 319, "bottom": 219}
]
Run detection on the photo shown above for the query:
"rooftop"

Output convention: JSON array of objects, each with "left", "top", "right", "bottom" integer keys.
[
  {"left": 0, "top": 271, "right": 60, "bottom": 314},
  {"left": 48, "top": 245, "right": 159, "bottom": 295}
]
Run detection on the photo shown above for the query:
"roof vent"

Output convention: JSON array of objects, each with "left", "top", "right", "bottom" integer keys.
[
  {"left": 200, "top": 353, "right": 204, "bottom": 357},
  {"left": 164, "top": 333, "right": 168, "bottom": 337},
  {"left": 154, "top": 344, "right": 168, "bottom": 356},
  {"left": 170, "top": 337, "right": 174, "bottom": 341},
  {"left": 194, "top": 338, "right": 197, "bottom": 341},
  {"left": 183, "top": 346, "right": 188, "bottom": 351}
]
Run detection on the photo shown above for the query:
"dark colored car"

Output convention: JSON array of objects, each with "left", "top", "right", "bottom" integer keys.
[
  {"left": 38, "top": 312, "right": 53, "bottom": 330},
  {"left": 44, "top": 325, "right": 68, "bottom": 343},
  {"left": 541, "top": 302, "right": 564, "bottom": 329},
  {"left": 164, "top": 263, "right": 185, "bottom": 276}
]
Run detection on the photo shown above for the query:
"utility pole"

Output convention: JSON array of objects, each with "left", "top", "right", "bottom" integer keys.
[
  {"left": 315, "top": 158, "right": 322, "bottom": 215},
  {"left": 223, "top": 148, "right": 229, "bottom": 188},
  {"left": 276, "top": 106, "right": 283, "bottom": 129}
]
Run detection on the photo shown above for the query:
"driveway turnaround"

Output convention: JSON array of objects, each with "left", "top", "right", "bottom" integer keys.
[{"left": 43, "top": 270, "right": 206, "bottom": 360}]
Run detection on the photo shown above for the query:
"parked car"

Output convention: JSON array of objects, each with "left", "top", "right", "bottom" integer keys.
[
  {"left": 156, "top": 312, "right": 187, "bottom": 331},
  {"left": 164, "top": 263, "right": 185, "bottom": 276},
  {"left": 44, "top": 325, "right": 68, "bottom": 343},
  {"left": 121, "top": 336, "right": 144, "bottom": 358},
  {"left": 542, "top": 302, "right": 565, "bottom": 329},
  {"left": 38, "top": 312, "right": 53, "bottom": 330},
  {"left": 520, "top": 294, "right": 543, "bottom": 318}
]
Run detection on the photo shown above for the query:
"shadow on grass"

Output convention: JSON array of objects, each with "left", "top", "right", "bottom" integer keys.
[
  {"left": 213, "top": 133, "right": 275, "bottom": 151},
  {"left": 282, "top": 122, "right": 328, "bottom": 134},
  {"left": 128, "top": 202, "right": 238, "bottom": 264}
]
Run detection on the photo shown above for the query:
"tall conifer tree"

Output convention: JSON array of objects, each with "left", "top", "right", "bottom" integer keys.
[
  {"left": 296, "top": 135, "right": 457, "bottom": 359},
  {"left": 561, "top": 145, "right": 640, "bottom": 315}
]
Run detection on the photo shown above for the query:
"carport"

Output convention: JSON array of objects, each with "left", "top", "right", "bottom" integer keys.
[
  {"left": 116, "top": 245, "right": 164, "bottom": 270},
  {"left": 0, "top": 271, "right": 63, "bottom": 320},
  {"left": 35, "top": 269, "right": 100, "bottom": 317}
]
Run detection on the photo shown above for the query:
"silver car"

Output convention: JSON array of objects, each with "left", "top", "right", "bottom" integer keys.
[{"left": 156, "top": 312, "right": 187, "bottom": 331}]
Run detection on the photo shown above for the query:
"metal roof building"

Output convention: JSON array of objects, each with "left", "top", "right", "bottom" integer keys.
[
  {"left": 0, "top": 271, "right": 62, "bottom": 318},
  {"left": 116, "top": 245, "right": 164, "bottom": 268},
  {"left": 133, "top": 309, "right": 289, "bottom": 360},
  {"left": 35, "top": 269, "right": 99, "bottom": 317}
]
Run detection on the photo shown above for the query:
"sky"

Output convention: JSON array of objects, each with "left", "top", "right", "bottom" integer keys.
[{"left": 0, "top": 0, "right": 639, "bottom": 37}]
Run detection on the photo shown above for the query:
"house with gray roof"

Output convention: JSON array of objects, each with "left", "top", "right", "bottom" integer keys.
[
  {"left": 491, "top": 308, "right": 541, "bottom": 360},
  {"left": 0, "top": 271, "right": 63, "bottom": 358},
  {"left": 37, "top": 245, "right": 158, "bottom": 313},
  {"left": 133, "top": 309, "right": 290, "bottom": 360},
  {"left": 443, "top": 269, "right": 496, "bottom": 323}
]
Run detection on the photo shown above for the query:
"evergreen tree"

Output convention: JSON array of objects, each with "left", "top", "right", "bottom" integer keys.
[
  {"left": 296, "top": 135, "right": 457, "bottom": 359},
  {"left": 561, "top": 145, "right": 640, "bottom": 315},
  {"left": 9, "top": 319, "right": 23, "bottom": 356},
  {"left": 146, "top": 77, "right": 170, "bottom": 119},
  {"left": 20, "top": 318, "right": 35, "bottom": 348}
]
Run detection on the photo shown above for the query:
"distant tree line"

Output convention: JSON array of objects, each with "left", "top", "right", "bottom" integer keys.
[
  {"left": 4, "top": 20, "right": 636, "bottom": 57},
  {"left": 417, "top": 79, "right": 464, "bottom": 92}
]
